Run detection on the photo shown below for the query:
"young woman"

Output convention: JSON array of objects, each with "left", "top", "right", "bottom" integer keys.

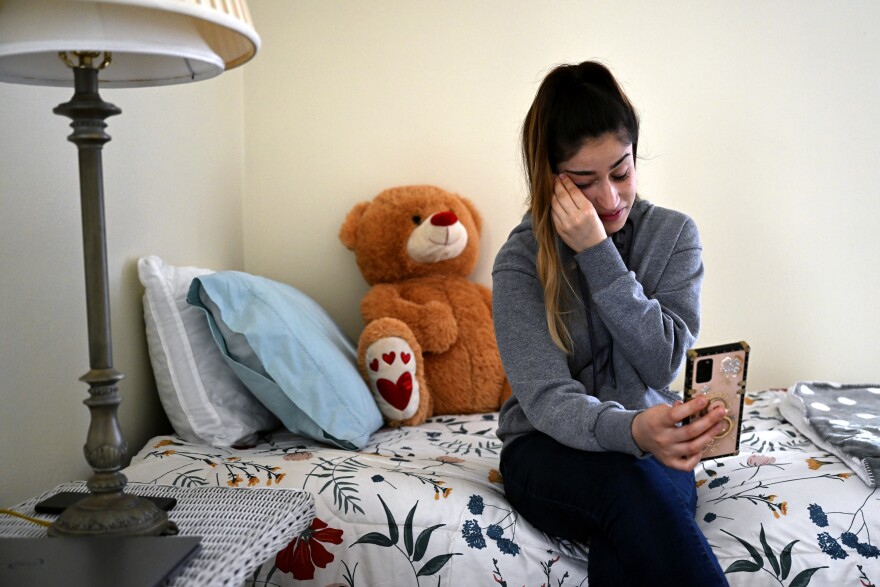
[{"left": 493, "top": 61, "right": 730, "bottom": 586}]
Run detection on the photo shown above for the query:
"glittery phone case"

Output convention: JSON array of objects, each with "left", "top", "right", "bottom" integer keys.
[{"left": 683, "top": 341, "right": 750, "bottom": 460}]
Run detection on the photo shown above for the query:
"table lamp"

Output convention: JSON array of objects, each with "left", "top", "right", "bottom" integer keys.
[{"left": 0, "top": 0, "right": 259, "bottom": 537}]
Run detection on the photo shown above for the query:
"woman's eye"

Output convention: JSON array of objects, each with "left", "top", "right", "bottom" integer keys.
[
  {"left": 412, "top": 215, "right": 422, "bottom": 225},
  {"left": 612, "top": 171, "right": 631, "bottom": 182}
]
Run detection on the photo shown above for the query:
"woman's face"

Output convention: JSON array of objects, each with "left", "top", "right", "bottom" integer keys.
[{"left": 555, "top": 132, "right": 637, "bottom": 235}]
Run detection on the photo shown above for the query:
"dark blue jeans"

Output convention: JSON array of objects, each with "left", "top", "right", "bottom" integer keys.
[{"left": 500, "top": 432, "right": 728, "bottom": 586}]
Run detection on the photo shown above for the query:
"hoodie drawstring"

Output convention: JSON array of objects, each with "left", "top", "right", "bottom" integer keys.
[{"left": 577, "top": 269, "right": 614, "bottom": 394}]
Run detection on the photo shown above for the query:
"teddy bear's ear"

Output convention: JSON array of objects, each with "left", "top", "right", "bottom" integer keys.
[
  {"left": 339, "top": 201, "right": 371, "bottom": 250},
  {"left": 459, "top": 196, "right": 483, "bottom": 234}
]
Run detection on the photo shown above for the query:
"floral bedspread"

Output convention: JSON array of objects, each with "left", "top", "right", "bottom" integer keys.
[
  {"left": 697, "top": 390, "right": 878, "bottom": 586},
  {"left": 123, "top": 390, "right": 879, "bottom": 586}
]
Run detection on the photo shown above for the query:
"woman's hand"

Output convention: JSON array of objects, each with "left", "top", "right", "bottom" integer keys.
[
  {"left": 631, "top": 397, "right": 729, "bottom": 471},
  {"left": 550, "top": 173, "right": 607, "bottom": 253}
]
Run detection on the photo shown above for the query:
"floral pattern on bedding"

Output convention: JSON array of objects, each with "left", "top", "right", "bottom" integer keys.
[
  {"left": 123, "top": 390, "right": 880, "bottom": 586},
  {"left": 127, "top": 413, "right": 589, "bottom": 586},
  {"left": 696, "top": 391, "right": 880, "bottom": 586}
]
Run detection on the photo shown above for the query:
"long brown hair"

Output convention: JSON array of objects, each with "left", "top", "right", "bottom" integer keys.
[{"left": 521, "top": 61, "right": 640, "bottom": 353}]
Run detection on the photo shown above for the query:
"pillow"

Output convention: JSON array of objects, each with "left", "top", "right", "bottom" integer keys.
[
  {"left": 186, "top": 271, "right": 383, "bottom": 449},
  {"left": 138, "top": 256, "right": 279, "bottom": 446}
]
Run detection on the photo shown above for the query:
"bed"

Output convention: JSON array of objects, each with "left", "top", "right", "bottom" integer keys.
[
  {"left": 121, "top": 389, "right": 878, "bottom": 586},
  {"left": 126, "top": 257, "right": 879, "bottom": 586}
]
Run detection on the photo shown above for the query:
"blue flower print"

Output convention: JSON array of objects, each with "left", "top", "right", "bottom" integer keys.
[
  {"left": 818, "top": 532, "right": 848, "bottom": 560},
  {"left": 486, "top": 524, "right": 503, "bottom": 539},
  {"left": 841, "top": 532, "right": 859, "bottom": 547},
  {"left": 808, "top": 503, "right": 829, "bottom": 527},
  {"left": 495, "top": 537, "right": 520, "bottom": 556},
  {"left": 841, "top": 532, "right": 880, "bottom": 558},
  {"left": 463, "top": 494, "right": 522, "bottom": 557},
  {"left": 462, "top": 519, "right": 486, "bottom": 549},
  {"left": 467, "top": 494, "right": 485, "bottom": 515},
  {"left": 708, "top": 476, "right": 729, "bottom": 489}
]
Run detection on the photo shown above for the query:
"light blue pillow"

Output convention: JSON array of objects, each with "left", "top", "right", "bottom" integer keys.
[{"left": 186, "top": 271, "right": 382, "bottom": 449}]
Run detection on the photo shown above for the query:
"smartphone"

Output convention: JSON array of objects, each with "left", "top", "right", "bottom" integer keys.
[
  {"left": 683, "top": 341, "right": 750, "bottom": 460},
  {"left": 34, "top": 492, "right": 177, "bottom": 515}
]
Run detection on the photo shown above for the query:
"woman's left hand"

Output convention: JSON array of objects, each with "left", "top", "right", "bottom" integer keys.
[{"left": 550, "top": 173, "right": 607, "bottom": 253}]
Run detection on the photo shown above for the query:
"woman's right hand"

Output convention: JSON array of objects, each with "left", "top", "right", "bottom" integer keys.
[
  {"left": 631, "top": 397, "right": 729, "bottom": 471},
  {"left": 550, "top": 173, "right": 607, "bottom": 253}
]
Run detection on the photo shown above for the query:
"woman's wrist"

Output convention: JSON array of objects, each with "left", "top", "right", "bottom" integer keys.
[{"left": 631, "top": 411, "right": 647, "bottom": 453}]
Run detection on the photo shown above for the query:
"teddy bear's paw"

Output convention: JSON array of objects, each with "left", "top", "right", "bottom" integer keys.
[{"left": 364, "top": 336, "right": 421, "bottom": 421}]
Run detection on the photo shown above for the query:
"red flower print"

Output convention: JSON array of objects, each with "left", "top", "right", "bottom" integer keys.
[{"left": 275, "top": 517, "right": 344, "bottom": 580}]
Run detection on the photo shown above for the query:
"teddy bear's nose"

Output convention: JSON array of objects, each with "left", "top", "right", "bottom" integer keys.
[{"left": 430, "top": 211, "right": 458, "bottom": 227}]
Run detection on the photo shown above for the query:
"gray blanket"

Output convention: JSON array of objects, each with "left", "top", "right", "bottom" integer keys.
[{"left": 779, "top": 381, "right": 880, "bottom": 487}]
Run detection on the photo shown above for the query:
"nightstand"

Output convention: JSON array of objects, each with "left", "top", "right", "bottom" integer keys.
[{"left": 0, "top": 481, "right": 315, "bottom": 586}]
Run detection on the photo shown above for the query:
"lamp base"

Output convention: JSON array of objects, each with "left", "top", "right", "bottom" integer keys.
[
  {"left": 47, "top": 59, "right": 176, "bottom": 538},
  {"left": 49, "top": 485, "right": 174, "bottom": 537}
]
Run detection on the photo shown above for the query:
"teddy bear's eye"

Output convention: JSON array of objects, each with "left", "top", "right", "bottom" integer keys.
[{"left": 411, "top": 215, "right": 422, "bottom": 225}]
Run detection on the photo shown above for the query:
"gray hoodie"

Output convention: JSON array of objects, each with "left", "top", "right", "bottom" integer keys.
[{"left": 492, "top": 198, "right": 703, "bottom": 457}]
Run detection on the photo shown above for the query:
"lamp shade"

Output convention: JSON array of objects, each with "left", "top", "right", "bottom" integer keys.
[{"left": 0, "top": 0, "right": 260, "bottom": 87}]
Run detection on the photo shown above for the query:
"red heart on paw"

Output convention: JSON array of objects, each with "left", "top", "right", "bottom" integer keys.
[
  {"left": 382, "top": 352, "right": 396, "bottom": 365},
  {"left": 376, "top": 372, "right": 413, "bottom": 411},
  {"left": 401, "top": 352, "right": 411, "bottom": 365},
  {"left": 369, "top": 358, "right": 379, "bottom": 372}
]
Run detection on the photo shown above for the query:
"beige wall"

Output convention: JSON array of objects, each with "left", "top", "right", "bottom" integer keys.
[
  {"left": 0, "top": 72, "right": 246, "bottom": 505},
  {"left": 243, "top": 0, "right": 880, "bottom": 392},
  {"left": 3, "top": 1, "right": 879, "bottom": 505}
]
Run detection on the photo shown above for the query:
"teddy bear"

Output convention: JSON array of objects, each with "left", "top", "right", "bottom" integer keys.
[{"left": 339, "top": 185, "right": 511, "bottom": 427}]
